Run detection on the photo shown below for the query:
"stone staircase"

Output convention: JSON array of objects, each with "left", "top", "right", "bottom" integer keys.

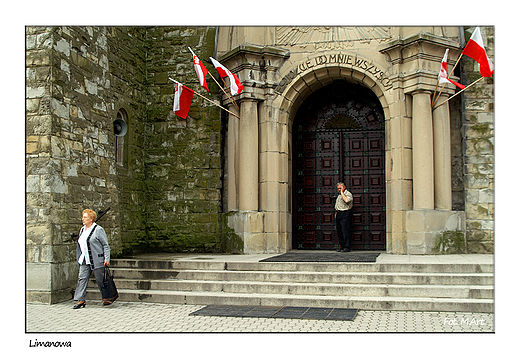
[{"left": 86, "top": 257, "right": 494, "bottom": 313}]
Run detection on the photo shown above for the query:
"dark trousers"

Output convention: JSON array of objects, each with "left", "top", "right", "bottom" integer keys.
[{"left": 336, "top": 210, "right": 352, "bottom": 250}]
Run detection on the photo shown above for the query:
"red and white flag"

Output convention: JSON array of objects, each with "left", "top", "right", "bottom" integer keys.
[
  {"left": 209, "top": 57, "right": 244, "bottom": 95},
  {"left": 438, "top": 49, "right": 465, "bottom": 90},
  {"left": 173, "top": 82, "right": 194, "bottom": 119},
  {"left": 462, "top": 27, "right": 494, "bottom": 77},
  {"left": 188, "top": 47, "right": 209, "bottom": 92}
]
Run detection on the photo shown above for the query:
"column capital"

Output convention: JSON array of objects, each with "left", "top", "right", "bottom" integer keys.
[
  {"left": 223, "top": 93, "right": 263, "bottom": 107},
  {"left": 411, "top": 89, "right": 433, "bottom": 96},
  {"left": 239, "top": 97, "right": 259, "bottom": 103}
]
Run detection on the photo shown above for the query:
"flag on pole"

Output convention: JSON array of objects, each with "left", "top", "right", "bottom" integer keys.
[
  {"left": 188, "top": 47, "right": 209, "bottom": 92},
  {"left": 462, "top": 27, "right": 494, "bottom": 77},
  {"left": 209, "top": 57, "right": 244, "bottom": 95},
  {"left": 173, "top": 82, "right": 194, "bottom": 119},
  {"left": 438, "top": 49, "right": 465, "bottom": 90}
]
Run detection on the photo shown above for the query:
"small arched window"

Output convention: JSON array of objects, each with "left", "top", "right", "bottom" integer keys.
[{"left": 114, "top": 109, "right": 128, "bottom": 167}]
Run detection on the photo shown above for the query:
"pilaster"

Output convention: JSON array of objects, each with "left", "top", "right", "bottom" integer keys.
[
  {"left": 220, "top": 44, "right": 289, "bottom": 253},
  {"left": 238, "top": 99, "right": 259, "bottom": 211},
  {"left": 433, "top": 94, "right": 452, "bottom": 210},
  {"left": 412, "top": 90, "right": 435, "bottom": 210}
]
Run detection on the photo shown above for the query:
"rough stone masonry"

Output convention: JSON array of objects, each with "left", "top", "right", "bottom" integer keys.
[{"left": 26, "top": 26, "right": 236, "bottom": 303}]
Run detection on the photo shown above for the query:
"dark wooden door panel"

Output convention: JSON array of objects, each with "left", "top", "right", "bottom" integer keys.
[{"left": 296, "top": 131, "right": 386, "bottom": 250}]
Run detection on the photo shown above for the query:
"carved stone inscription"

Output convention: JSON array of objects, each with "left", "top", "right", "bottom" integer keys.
[{"left": 275, "top": 53, "right": 393, "bottom": 94}]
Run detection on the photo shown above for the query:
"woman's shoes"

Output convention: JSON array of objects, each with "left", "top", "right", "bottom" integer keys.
[
  {"left": 73, "top": 301, "right": 86, "bottom": 309},
  {"left": 73, "top": 300, "right": 114, "bottom": 308}
]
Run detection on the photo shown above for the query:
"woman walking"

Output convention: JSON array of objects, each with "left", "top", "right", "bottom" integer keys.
[{"left": 72, "top": 209, "right": 111, "bottom": 309}]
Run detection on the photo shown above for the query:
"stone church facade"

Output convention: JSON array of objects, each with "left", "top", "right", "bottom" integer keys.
[{"left": 26, "top": 26, "right": 494, "bottom": 303}]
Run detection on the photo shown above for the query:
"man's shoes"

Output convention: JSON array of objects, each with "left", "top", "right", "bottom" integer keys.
[
  {"left": 102, "top": 299, "right": 113, "bottom": 306},
  {"left": 336, "top": 247, "right": 342, "bottom": 252},
  {"left": 341, "top": 248, "right": 351, "bottom": 252},
  {"left": 73, "top": 301, "right": 86, "bottom": 309}
]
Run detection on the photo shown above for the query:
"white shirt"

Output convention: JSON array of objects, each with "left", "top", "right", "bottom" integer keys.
[
  {"left": 77, "top": 224, "right": 95, "bottom": 265},
  {"left": 335, "top": 191, "right": 353, "bottom": 211}
]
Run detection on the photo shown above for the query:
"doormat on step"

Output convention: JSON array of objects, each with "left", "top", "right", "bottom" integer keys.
[
  {"left": 190, "top": 305, "right": 358, "bottom": 321},
  {"left": 259, "top": 251, "right": 381, "bottom": 263}
]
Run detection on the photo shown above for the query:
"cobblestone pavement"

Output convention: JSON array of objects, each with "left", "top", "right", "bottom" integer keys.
[{"left": 26, "top": 300, "right": 494, "bottom": 333}]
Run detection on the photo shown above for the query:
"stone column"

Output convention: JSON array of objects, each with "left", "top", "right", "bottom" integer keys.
[
  {"left": 226, "top": 105, "right": 240, "bottom": 211},
  {"left": 432, "top": 94, "right": 452, "bottom": 210},
  {"left": 412, "top": 90, "right": 434, "bottom": 210},
  {"left": 238, "top": 99, "right": 259, "bottom": 211}
]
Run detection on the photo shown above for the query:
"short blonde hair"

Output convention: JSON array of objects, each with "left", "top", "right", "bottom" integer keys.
[{"left": 82, "top": 209, "right": 97, "bottom": 222}]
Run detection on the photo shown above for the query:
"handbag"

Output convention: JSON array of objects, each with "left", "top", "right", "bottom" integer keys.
[{"left": 101, "top": 266, "right": 119, "bottom": 303}]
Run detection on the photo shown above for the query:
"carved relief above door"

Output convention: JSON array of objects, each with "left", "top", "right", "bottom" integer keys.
[{"left": 276, "top": 27, "right": 393, "bottom": 49}]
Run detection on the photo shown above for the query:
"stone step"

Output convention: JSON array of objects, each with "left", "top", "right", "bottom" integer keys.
[
  {"left": 111, "top": 268, "right": 494, "bottom": 286},
  {"left": 98, "top": 258, "right": 494, "bottom": 313},
  {"left": 106, "top": 278, "right": 493, "bottom": 299},
  {"left": 112, "top": 259, "right": 493, "bottom": 274},
  {"left": 85, "top": 288, "right": 493, "bottom": 313}
]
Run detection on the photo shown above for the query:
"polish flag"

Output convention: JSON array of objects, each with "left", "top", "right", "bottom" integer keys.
[
  {"left": 209, "top": 57, "right": 244, "bottom": 95},
  {"left": 438, "top": 49, "right": 465, "bottom": 90},
  {"left": 462, "top": 27, "right": 494, "bottom": 77},
  {"left": 189, "top": 47, "right": 209, "bottom": 92},
  {"left": 173, "top": 82, "right": 194, "bottom": 119}
]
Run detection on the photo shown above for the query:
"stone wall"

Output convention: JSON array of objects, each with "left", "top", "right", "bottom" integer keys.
[
  {"left": 450, "top": 95, "right": 464, "bottom": 212},
  {"left": 26, "top": 26, "right": 236, "bottom": 302},
  {"left": 26, "top": 26, "right": 148, "bottom": 303},
  {"left": 461, "top": 26, "right": 494, "bottom": 253},
  {"left": 106, "top": 27, "right": 148, "bottom": 254},
  {"left": 142, "top": 27, "right": 228, "bottom": 253}
]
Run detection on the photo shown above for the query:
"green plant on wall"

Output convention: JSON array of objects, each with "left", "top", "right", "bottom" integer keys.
[{"left": 434, "top": 230, "right": 466, "bottom": 254}]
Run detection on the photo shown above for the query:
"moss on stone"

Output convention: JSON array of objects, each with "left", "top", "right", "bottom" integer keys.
[{"left": 434, "top": 230, "right": 466, "bottom": 254}]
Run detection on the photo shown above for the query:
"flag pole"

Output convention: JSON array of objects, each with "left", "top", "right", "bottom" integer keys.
[
  {"left": 207, "top": 70, "right": 240, "bottom": 111},
  {"left": 449, "top": 52, "right": 464, "bottom": 76},
  {"left": 432, "top": 82, "right": 440, "bottom": 107},
  {"left": 433, "top": 76, "right": 484, "bottom": 111},
  {"left": 169, "top": 78, "right": 240, "bottom": 119},
  {"left": 188, "top": 47, "right": 239, "bottom": 111},
  {"left": 432, "top": 50, "right": 465, "bottom": 108},
  {"left": 431, "top": 83, "right": 447, "bottom": 109}
]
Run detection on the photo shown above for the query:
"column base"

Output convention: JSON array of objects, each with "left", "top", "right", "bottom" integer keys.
[
  {"left": 226, "top": 211, "right": 265, "bottom": 254},
  {"left": 405, "top": 209, "right": 466, "bottom": 254},
  {"left": 26, "top": 262, "right": 78, "bottom": 304},
  {"left": 225, "top": 210, "right": 291, "bottom": 254}
]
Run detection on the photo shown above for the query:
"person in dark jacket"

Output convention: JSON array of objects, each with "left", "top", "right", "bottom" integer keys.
[{"left": 72, "top": 209, "right": 111, "bottom": 309}]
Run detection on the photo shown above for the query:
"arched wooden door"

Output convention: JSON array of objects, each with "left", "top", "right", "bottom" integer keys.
[{"left": 293, "top": 81, "right": 386, "bottom": 250}]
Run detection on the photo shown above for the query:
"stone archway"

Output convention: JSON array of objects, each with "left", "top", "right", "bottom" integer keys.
[
  {"left": 292, "top": 81, "right": 386, "bottom": 250},
  {"left": 274, "top": 63, "right": 392, "bottom": 252}
]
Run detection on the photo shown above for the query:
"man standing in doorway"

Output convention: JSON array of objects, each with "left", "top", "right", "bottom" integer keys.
[{"left": 335, "top": 182, "right": 353, "bottom": 252}]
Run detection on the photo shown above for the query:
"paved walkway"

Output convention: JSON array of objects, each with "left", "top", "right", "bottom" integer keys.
[{"left": 26, "top": 300, "right": 494, "bottom": 333}]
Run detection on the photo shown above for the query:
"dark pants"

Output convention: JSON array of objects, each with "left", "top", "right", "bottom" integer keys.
[{"left": 336, "top": 210, "right": 352, "bottom": 250}]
